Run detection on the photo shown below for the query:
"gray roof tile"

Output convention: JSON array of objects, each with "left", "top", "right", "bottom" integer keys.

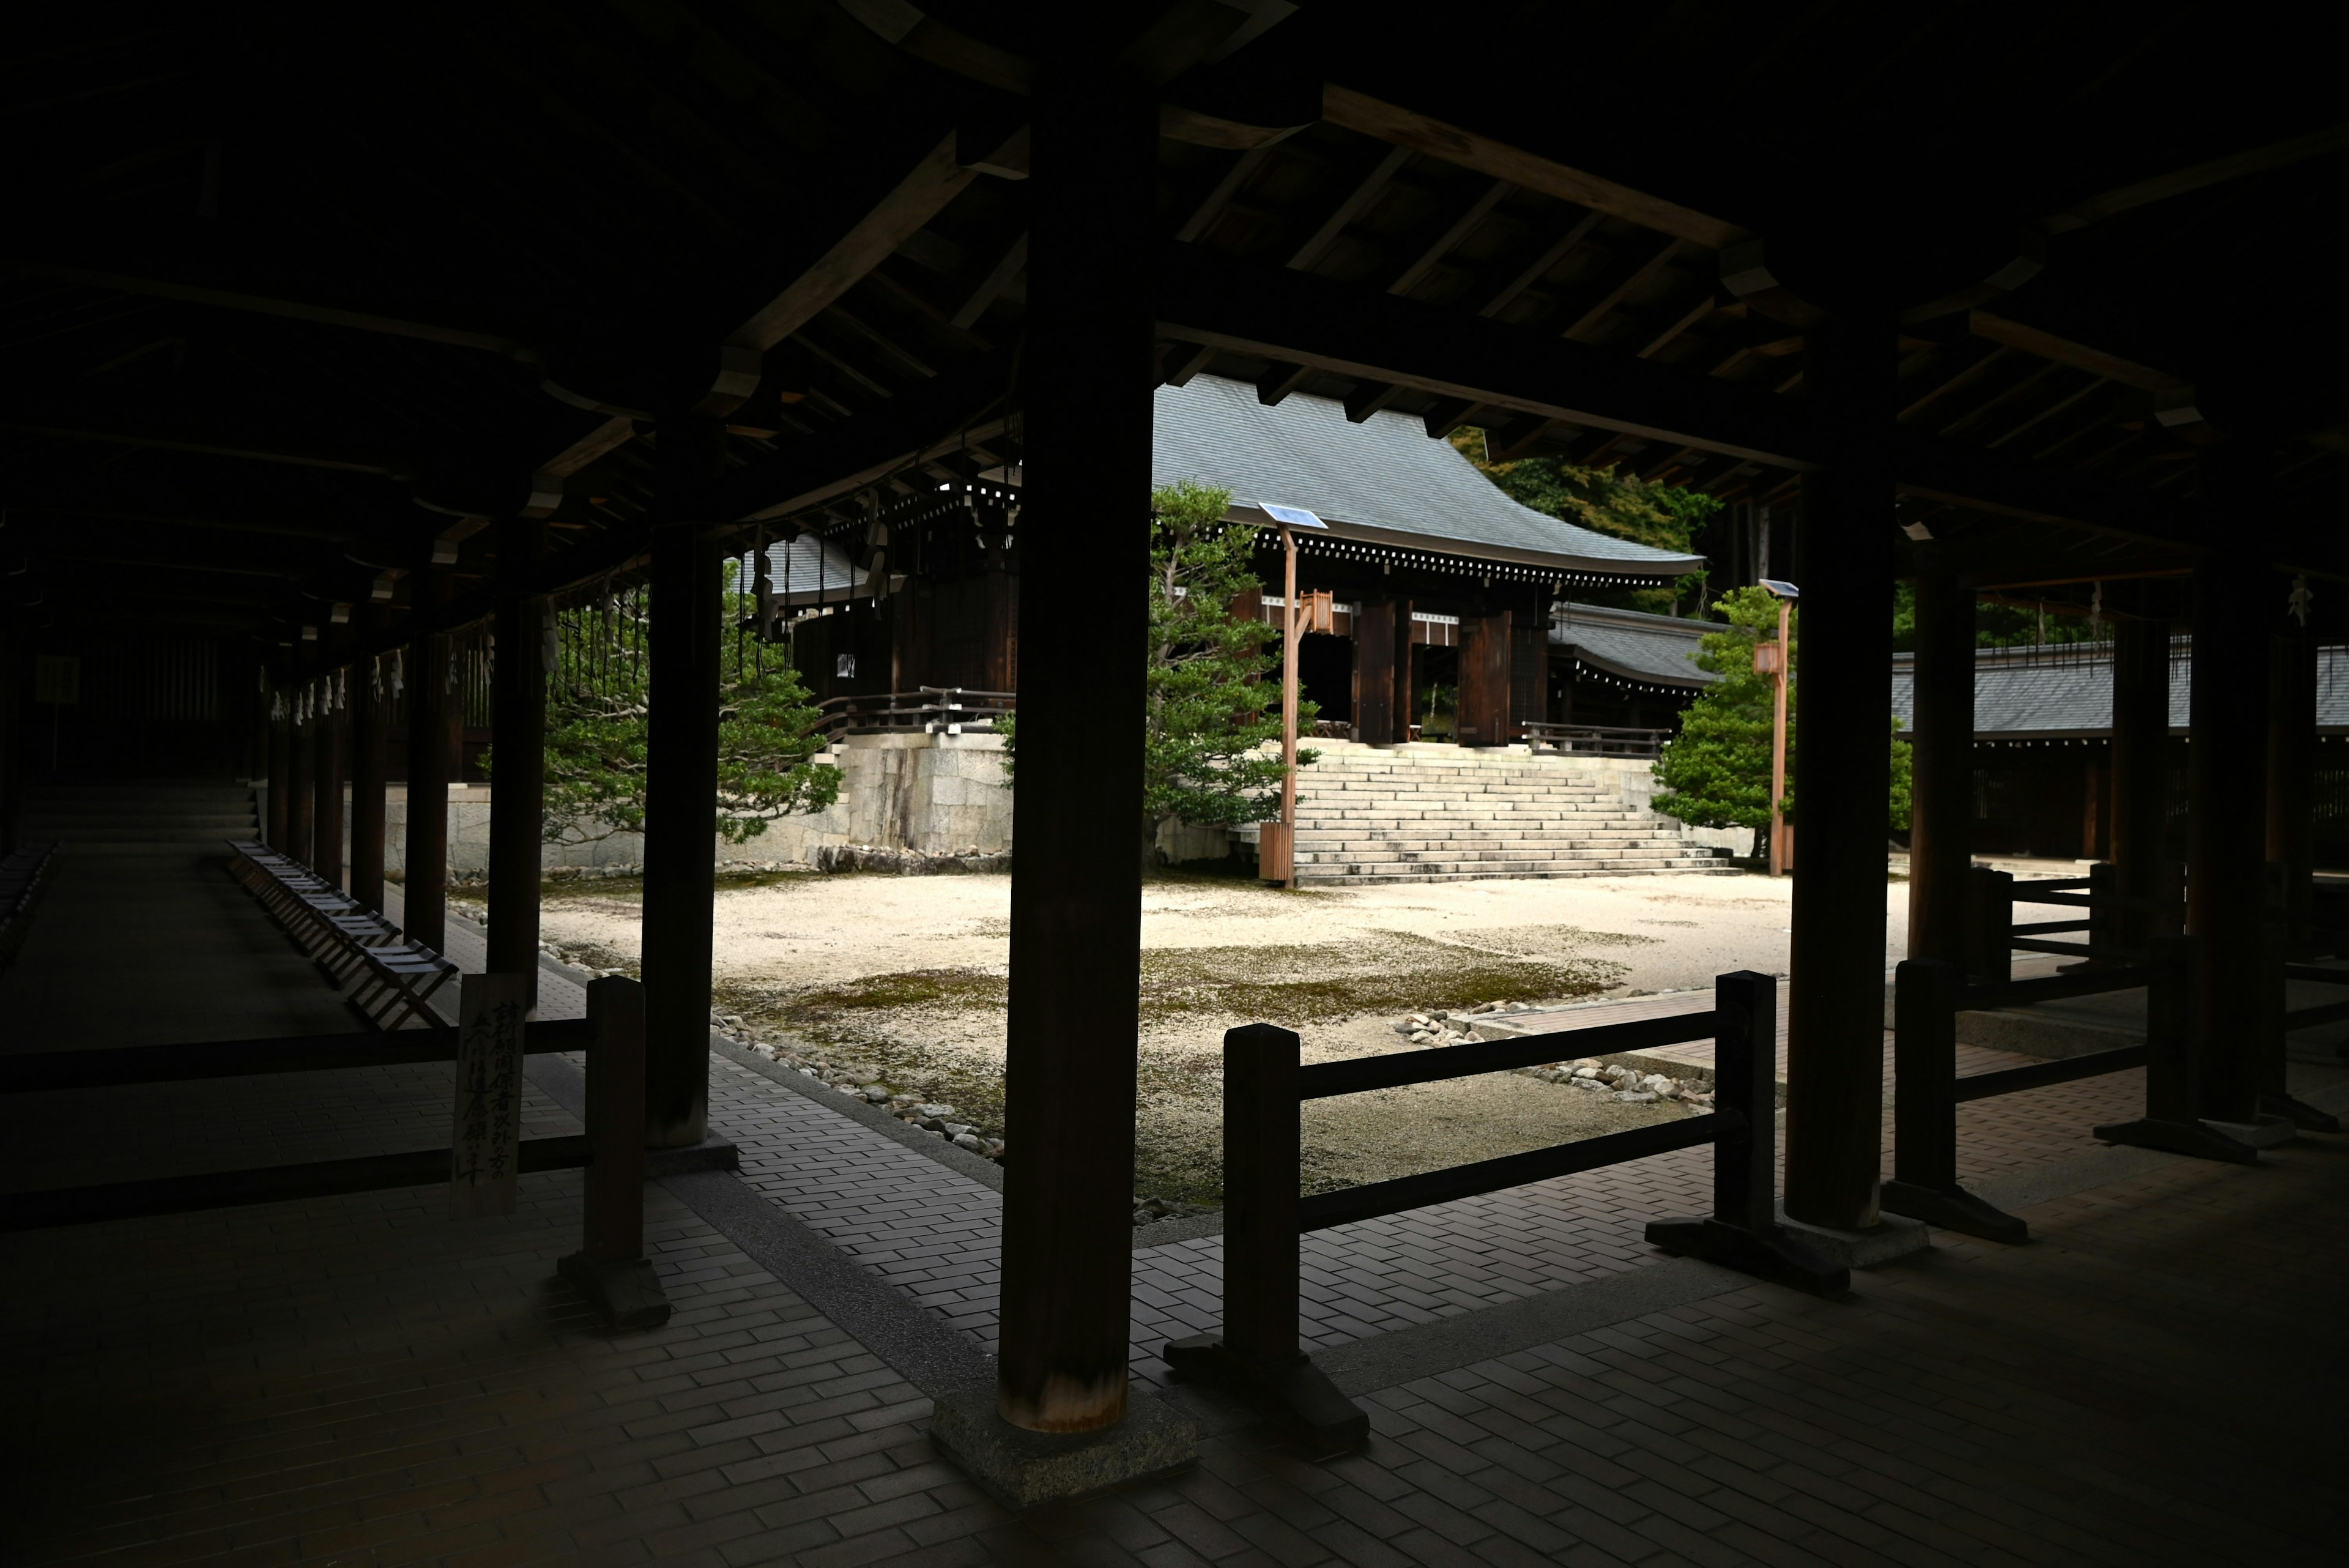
[{"left": 1152, "top": 375, "right": 1705, "bottom": 576}]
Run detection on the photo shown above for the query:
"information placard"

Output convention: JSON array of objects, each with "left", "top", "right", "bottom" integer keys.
[{"left": 451, "top": 973, "right": 528, "bottom": 1218}]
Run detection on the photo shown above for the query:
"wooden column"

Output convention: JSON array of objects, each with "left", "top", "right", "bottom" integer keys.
[
  {"left": 2188, "top": 549, "right": 2271, "bottom": 1123},
  {"left": 643, "top": 417, "right": 725, "bottom": 1147},
  {"left": 265, "top": 704, "right": 289, "bottom": 848},
  {"left": 1456, "top": 610, "right": 1510, "bottom": 746},
  {"left": 1354, "top": 597, "right": 1397, "bottom": 744},
  {"left": 1782, "top": 305, "right": 1897, "bottom": 1232},
  {"left": 286, "top": 689, "right": 315, "bottom": 865},
  {"left": 488, "top": 518, "right": 548, "bottom": 1014},
  {"left": 350, "top": 641, "right": 388, "bottom": 911},
  {"left": 995, "top": 45, "right": 1156, "bottom": 1436},
  {"left": 2268, "top": 633, "right": 2317, "bottom": 953},
  {"left": 314, "top": 674, "right": 346, "bottom": 888},
  {"left": 1907, "top": 570, "right": 1975, "bottom": 964},
  {"left": 403, "top": 608, "right": 453, "bottom": 954},
  {"left": 2109, "top": 616, "right": 2171, "bottom": 949}
]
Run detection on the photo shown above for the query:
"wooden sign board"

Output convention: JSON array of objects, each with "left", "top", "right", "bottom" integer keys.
[{"left": 451, "top": 972, "right": 529, "bottom": 1219}]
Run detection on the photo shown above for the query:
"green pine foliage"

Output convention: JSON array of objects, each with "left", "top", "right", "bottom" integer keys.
[
  {"left": 1889, "top": 580, "right": 2102, "bottom": 651},
  {"left": 491, "top": 565, "right": 841, "bottom": 847},
  {"left": 1000, "top": 479, "right": 1315, "bottom": 866},
  {"left": 1449, "top": 431, "right": 1722, "bottom": 615},
  {"left": 1652, "top": 585, "right": 1912, "bottom": 855}
]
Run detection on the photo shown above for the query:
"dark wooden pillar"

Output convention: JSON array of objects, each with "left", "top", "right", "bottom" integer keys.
[
  {"left": 2189, "top": 549, "right": 2271, "bottom": 1123},
  {"left": 1390, "top": 606, "right": 1409, "bottom": 743},
  {"left": 2109, "top": 617, "right": 2171, "bottom": 949},
  {"left": 265, "top": 702, "right": 289, "bottom": 848},
  {"left": 1907, "top": 570, "right": 1975, "bottom": 964},
  {"left": 350, "top": 642, "right": 388, "bottom": 911},
  {"left": 995, "top": 44, "right": 1156, "bottom": 1436},
  {"left": 1783, "top": 306, "right": 1897, "bottom": 1232},
  {"left": 2268, "top": 633, "right": 2317, "bottom": 953},
  {"left": 1456, "top": 611, "right": 1511, "bottom": 746},
  {"left": 286, "top": 689, "right": 315, "bottom": 865},
  {"left": 314, "top": 675, "right": 346, "bottom": 888},
  {"left": 643, "top": 420, "right": 725, "bottom": 1147},
  {"left": 403, "top": 610, "right": 453, "bottom": 954},
  {"left": 1354, "top": 598, "right": 1396, "bottom": 743},
  {"left": 488, "top": 519, "right": 548, "bottom": 1013}
]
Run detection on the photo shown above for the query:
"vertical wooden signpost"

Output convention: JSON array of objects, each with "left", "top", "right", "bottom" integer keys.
[
  {"left": 1258, "top": 505, "right": 1326, "bottom": 888},
  {"left": 451, "top": 972, "right": 527, "bottom": 1219},
  {"left": 1756, "top": 581, "right": 1798, "bottom": 876}
]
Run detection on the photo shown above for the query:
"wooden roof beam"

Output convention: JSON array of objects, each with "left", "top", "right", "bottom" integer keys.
[
  {"left": 2041, "top": 121, "right": 2349, "bottom": 232},
  {"left": 0, "top": 422, "right": 415, "bottom": 478},
  {"left": 1561, "top": 237, "right": 1685, "bottom": 342},
  {"left": 1967, "top": 311, "right": 2187, "bottom": 393},
  {"left": 1322, "top": 85, "right": 1750, "bottom": 251},
  {"left": 3, "top": 262, "right": 537, "bottom": 360},
  {"left": 1287, "top": 143, "right": 1414, "bottom": 272},
  {"left": 1478, "top": 209, "right": 1605, "bottom": 319}
]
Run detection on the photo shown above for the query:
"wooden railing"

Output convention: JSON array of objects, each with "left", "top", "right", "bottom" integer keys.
[
  {"left": 1523, "top": 721, "right": 1670, "bottom": 758},
  {"left": 1163, "top": 970, "right": 1844, "bottom": 1452},
  {"left": 812, "top": 686, "right": 1013, "bottom": 740}
]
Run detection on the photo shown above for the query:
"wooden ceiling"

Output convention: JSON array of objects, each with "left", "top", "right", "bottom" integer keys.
[{"left": 5, "top": 1, "right": 2343, "bottom": 654}]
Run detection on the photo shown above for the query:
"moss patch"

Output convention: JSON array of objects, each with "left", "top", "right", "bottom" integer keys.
[{"left": 1134, "top": 931, "right": 1626, "bottom": 1028}]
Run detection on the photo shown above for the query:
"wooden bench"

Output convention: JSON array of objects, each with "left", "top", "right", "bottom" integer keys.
[{"left": 226, "top": 841, "right": 461, "bottom": 1030}]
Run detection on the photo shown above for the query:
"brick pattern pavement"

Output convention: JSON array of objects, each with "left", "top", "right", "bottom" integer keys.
[{"left": 7, "top": 1092, "right": 2341, "bottom": 1566}]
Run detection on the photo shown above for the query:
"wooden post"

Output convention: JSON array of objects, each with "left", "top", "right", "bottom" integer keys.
[
  {"left": 1769, "top": 593, "right": 1792, "bottom": 876},
  {"left": 350, "top": 642, "right": 388, "bottom": 912},
  {"left": 643, "top": 417, "right": 725, "bottom": 1148},
  {"left": 1907, "top": 572, "right": 1975, "bottom": 962},
  {"left": 488, "top": 518, "right": 547, "bottom": 1016},
  {"left": 2268, "top": 634, "right": 2317, "bottom": 953},
  {"left": 1964, "top": 867, "right": 2013, "bottom": 987},
  {"left": 1710, "top": 969, "right": 1778, "bottom": 1238},
  {"left": 1354, "top": 596, "right": 1395, "bottom": 744},
  {"left": 2187, "top": 552, "right": 2270, "bottom": 1125},
  {"left": 404, "top": 605, "right": 453, "bottom": 954},
  {"left": 265, "top": 704, "right": 289, "bottom": 849},
  {"left": 2109, "top": 618, "right": 2172, "bottom": 953},
  {"left": 1162, "top": 1020, "right": 1368, "bottom": 1452},
  {"left": 314, "top": 674, "right": 345, "bottom": 888},
  {"left": 557, "top": 975, "right": 672, "bottom": 1329},
  {"left": 286, "top": 687, "right": 315, "bottom": 865},
  {"left": 1280, "top": 527, "right": 1299, "bottom": 889},
  {"left": 1782, "top": 307, "right": 1896, "bottom": 1232},
  {"left": 993, "top": 42, "right": 1155, "bottom": 1438},
  {"left": 1882, "top": 958, "right": 2026, "bottom": 1241},
  {"left": 1220, "top": 1022, "right": 1301, "bottom": 1365},
  {"left": 2093, "top": 934, "right": 2257, "bottom": 1162},
  {"left": 1646, "top": 969, "right": 1847, "bottom": 1293}
]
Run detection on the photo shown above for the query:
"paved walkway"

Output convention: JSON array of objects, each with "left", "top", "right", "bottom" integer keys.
[{"left": 3, "top": 862, "right": 2343, "bottom": 1565}]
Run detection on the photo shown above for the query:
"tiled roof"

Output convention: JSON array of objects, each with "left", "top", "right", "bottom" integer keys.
[
  {"left": 1891, "top": 643, "right": 2349, "bottom": 736},
  {"left": 1548, "top": 602, "right": 1718, "bottom": 688},
  {"left": 1152, "top": 375, "right": 1706, "bottom": 577}
]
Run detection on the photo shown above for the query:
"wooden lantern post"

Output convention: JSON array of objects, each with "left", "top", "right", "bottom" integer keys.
[
  {"left": 1280, "top": 525, "right": 1299, "bottom": 890},
  {"left": 1757, "top": 581, "right": 1798, "bottom": 876}
]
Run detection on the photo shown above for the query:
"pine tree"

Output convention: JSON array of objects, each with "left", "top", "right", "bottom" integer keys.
[
  {"left": 491, "top": 564, "right": 841, "bottom": 847},
  {"left": 1652, "top": 585, "right": 1912, "bottom": 856},
  {"left": 1001, "top": 480, "right": 1315, "bottom": 869}
]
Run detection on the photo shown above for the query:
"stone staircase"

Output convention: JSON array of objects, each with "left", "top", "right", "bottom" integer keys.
[
  {"left": 1283, "top": 744, "right": 1736, "bottom": 885},
  {"left": 16, "top": 781, "right": 260, "bottom": 858}
]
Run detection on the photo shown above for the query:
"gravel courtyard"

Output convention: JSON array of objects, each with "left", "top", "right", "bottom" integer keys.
[{"left": 500, "top": 866, "right": 1918, "bottom": 1208}]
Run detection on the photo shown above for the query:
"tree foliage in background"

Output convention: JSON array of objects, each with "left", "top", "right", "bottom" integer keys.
[
  {"left": 1890, "top": 580, "right": 2104, "bottom": 652},
  {"left": 1652, "top": 585, "right": 1912, "bottom": 856},
  {"left": 489, "top": 565, "right": 841, "bottom": 846},
  {"left": 1451, "top": 431, "right": 1723, "bottom": 616},
  {"left": 1001, "top": 479, "right": 1315, "bottom": 868}
]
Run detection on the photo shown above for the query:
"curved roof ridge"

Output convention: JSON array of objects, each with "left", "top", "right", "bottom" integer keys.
[{"left": 1152, "top": 375, "right": 1703, "bottom": 577}]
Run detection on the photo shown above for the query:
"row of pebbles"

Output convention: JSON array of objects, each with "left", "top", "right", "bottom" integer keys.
[
  {"left": 709, "top": 1010, "right": 1008, "bottom": 1161},
  {"left": 1393, "top": 1005, "right": 1714, "bottom": 1109}
]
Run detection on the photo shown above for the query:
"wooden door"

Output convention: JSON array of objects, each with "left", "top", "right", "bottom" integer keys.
[
  {"left": 1354, "top": 598, "right": 1397, "bottom": 743},
  {"left": 1455, "top": 610, "right": 1512, "bottom": 746}
]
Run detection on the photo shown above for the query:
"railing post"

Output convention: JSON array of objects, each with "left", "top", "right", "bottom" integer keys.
[
  {"left": 558, "top": 976, "right": 672, "bottom": 1329},
  {"left": 2093, "top": 935, "right": 2259, "bottom": 1162},
  {"left": 1965, "top": 867, "right": 2013, "bottom": 986},
  {"left": 1163, "top": 1022, "right": 1367, "bottom": 1453},
  {"left": 1880, "top": 959, "right": 2027, "bottom": 1241},
  {"left": 1644, "top": 972, "right": 1848, "bottom": 1295},
  {"left": 1710, "top": 969, "right": 1775, "bottom": 1236},
  {"left": 2088, "top": 861, "right": 2119, "bottom": 960},
  {"left": 2254, "top": 867, "right": 2339, "bottom": 1131}
]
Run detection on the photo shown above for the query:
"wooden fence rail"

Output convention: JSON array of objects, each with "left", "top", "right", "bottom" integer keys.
[{"left": 1164, "top": 970, "right": 1844, "bottom": 1454}]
